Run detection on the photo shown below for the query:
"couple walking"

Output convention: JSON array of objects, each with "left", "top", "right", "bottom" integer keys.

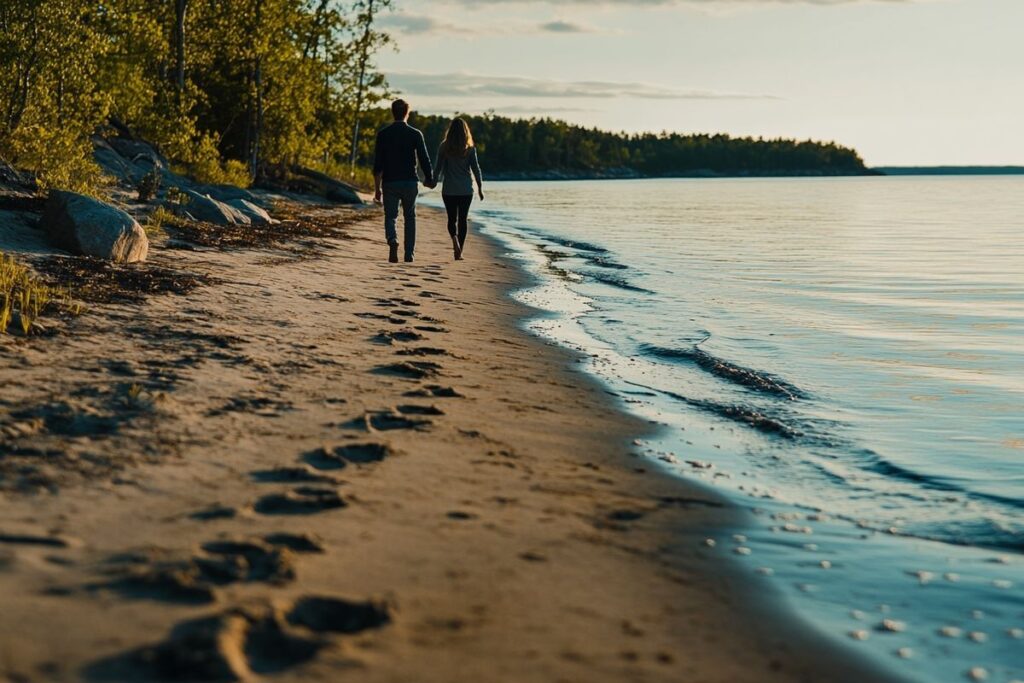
[{"left": 373, "top": 99, "right": 484, "bottom": 263}]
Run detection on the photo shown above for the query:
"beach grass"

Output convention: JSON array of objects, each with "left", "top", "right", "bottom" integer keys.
[{"left": 0, "top": 251, "right": 81, "bottom": 335}]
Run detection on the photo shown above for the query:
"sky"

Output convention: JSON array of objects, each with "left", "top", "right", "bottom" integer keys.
[{"left": 375, "top": 0, "right": 1024, "bottom": 166}]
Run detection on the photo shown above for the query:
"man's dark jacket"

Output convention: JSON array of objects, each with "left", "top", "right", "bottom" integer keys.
[{"left": 373, "top": 121, "right": 433, "bottom": 184}]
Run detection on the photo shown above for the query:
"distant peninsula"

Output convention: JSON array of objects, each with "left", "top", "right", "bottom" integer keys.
[
  {"left": 874, "top": 166, "right": 1024, "bottom": 176},
  {"left": 410, "top": 112, "right": 874, "bottom": 180}
]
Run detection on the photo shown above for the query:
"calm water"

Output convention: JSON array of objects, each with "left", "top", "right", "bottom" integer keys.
[{"left": 429, "top": 177, "right": 1024, "bottom": 682}]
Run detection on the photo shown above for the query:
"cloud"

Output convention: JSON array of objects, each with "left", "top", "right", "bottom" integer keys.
[
  {"left": 538, "top": 20, "right": 595, "bottom": 32},
  {"left": 388, "top": 71, "right": 777, "bottom": 100},
  {"left": 378, "top": 14, "right": 466, "bottom": 35},
  {"left": 380, "top": 12, "right": 605, "bottom": 35},
  {"left": 420, "top": 104, "right": 597, "bottom": 115}
]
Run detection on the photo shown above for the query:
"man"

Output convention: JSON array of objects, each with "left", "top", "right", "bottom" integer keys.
[{"left": 373, "top": 99, "right": 435, "bottom": 263}]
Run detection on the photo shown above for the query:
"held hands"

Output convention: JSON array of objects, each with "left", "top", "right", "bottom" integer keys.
[
  {"left": 373, "top": 188, "right": 382, "bottom": 205},
  {"left": 424, "top": 179, "right": 438, "bottom": 189}
]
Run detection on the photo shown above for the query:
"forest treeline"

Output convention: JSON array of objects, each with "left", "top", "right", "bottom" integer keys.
[
  {"left": 0, "top": 0, "right": 868, "bottom": 195},
  {"left": 0, "top": 0, "right": 393, "bottom": 192},
  {"left": 407, "top": 113, "right": 870, "bottom": 178}
]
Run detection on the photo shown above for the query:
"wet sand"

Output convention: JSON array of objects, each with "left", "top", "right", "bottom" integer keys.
[{"left": 0, "top": 204, "right": 902, "bottom": 682}]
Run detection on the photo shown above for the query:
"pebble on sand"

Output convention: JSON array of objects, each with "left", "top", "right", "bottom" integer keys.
[
  {"left": 732, "top": 534, "right": 746, "bottom": 543},
  {"left": 849, "top": 630, "right": 870, "bottom": 641},
  {"left": 879, "top": 619, "right": 907, "bottom": 633},
  {"left": 850, "top": 610, "right": 866, "bottom": 620},
  {"left": 896, "top": 647, "right": 913, "bottom": 659},
  {"left": 703, "top": 538, "right": 716, "bottom": 547},
  {"left": 910, "top": 570, "right": 934, "bottom": 584},
  {"left": 991, "top": 579, "right": 1013, "bottom": 589},
  {"left": 1007, "top": 627, "right": 1024, "bottom": 639},
  {"left": 967, "top": 666, "right": 988, "bottom": 681},
  {"left": 939, "top": 626, "right": 963, "bottom": 638},
  {"left": 734, "top": 546, "right": 752, "bottom": 556},
  {"left": 968, "top": 631, "right": 988, "bottom": 643},
  {"left": 756, "top": 567, "right": 774, "bottom": 576},
  {"left": 944, "top": 572, "right": 961, "bottom": 582}
]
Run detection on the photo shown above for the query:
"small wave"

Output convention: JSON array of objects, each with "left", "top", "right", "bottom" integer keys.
[
  {"left": 898, "top": 518, "right": 1024, "bottom": 553},
  {"left": 863, "top": 452, "right": 1024, "bottom": 512},
  {"left": 645, "top": 385, "right": 802, "bottom": 439},
  {"left": 540, "top": 234, "right": 610, "bottom": 255},
  {"left": 588, "top": 272, "right": 654, "bottom": 294},
  {"left": 643, "top": 344, "right": 805, "bottom": 400}
]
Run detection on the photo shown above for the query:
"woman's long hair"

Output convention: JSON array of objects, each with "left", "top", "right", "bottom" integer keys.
[{"left": 440, "top": 117, "right": 474, "bottom": 158}]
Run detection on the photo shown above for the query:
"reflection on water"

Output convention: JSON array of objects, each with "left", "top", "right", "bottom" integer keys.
[{"left": 436, "top": 176, "right": 1024, "bottom": 682}]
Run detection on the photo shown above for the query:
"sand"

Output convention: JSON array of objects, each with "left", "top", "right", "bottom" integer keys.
[{"left": 0, "top": 202, "right": 902, "bottom": 682}]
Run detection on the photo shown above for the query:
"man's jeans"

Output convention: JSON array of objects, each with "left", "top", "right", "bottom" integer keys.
[{"left": 383, "top": 181, "right": 418, "bottom": 258}]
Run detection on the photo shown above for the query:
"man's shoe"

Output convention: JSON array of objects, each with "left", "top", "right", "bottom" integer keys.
[
  {"left": 451, "top": 235, "right": 462, "bottom": 260},
  {"left": 388, "top": 243, "right": 399, "bottom": 263},
  {"left": 404, "top": 255, "right": 414, "bottom": 263}
]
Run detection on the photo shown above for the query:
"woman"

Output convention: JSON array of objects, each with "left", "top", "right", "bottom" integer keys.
[{"left": 433, "top": 117, "right": 484, "bottom": 260}]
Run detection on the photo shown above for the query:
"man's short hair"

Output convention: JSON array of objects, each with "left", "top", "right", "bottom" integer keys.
[{"left": 391, "top": 99, "right": 410, "bottom": 120}]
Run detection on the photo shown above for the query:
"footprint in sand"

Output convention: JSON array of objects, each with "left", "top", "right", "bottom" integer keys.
[
  {"left": 0, "top": 532, "right": 78, "bottom": 548},
  {"left": 95, "top": 534, "right": 324, "bottom": 605},
  {"left": 403, "top": 385, "right": 463, "bottom": 398},
  {"left": 85, "top": 596, "right": 390, "bottom": 681},
  {"left": 254, "top": 487, "right": 346, "bottom": 515},
  {"left": 373, "top": 361, "right": 442, "bottom": 380},
  {"left": 250, "top": 465, "right": 343, "bottom": 485},
  {"left": 304, "top": 442, "right": 398, "bottom": 470},
  {"left": 373, "top": 329, "right": 425, "bottom": 344},
  {"left": 355, "top": 311, "right": 392, "bottom": 321},
  {"left": 395, "top": 347, "right": 449, "bottom": 357},
  {"left": 395, "top": 404, "right": 445, "bottom": 416}
]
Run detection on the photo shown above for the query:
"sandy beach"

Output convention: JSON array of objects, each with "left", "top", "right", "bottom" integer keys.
[{"left": 0, "top": 202, "right": 900, "bottom": 682}]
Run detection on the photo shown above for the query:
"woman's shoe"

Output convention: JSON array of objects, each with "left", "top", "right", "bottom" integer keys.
[{"left": 451, "top": 235, "right": 463, "bottom": 260}]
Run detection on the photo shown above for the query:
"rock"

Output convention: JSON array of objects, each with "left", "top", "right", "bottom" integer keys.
[
  {"left": 196, "top": 184, "right": 258, "bottom": 205},
  {"left": 42, "top": 190, "right": 148, "bottom": 263},
  {"left": 92, "top": 135, "right": 170, "bottom": 187},
  {"left": 226, "top": 198, "right": 276, "bottom": 225},
  {"left": 171, "top": 190, "right": 251, "bottom": 226},
  {"left": 289, "top": 166, "right": 363, "bottom": 204}
]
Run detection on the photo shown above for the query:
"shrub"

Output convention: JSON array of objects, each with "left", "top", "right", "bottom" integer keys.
[{"left": 136, "top": 169, "right": 161, "bottom": 202}]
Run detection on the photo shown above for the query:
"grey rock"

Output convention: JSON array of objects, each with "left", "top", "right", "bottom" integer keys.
[
  {"left": 172, "top": 190, "right": 251, "bottom": 226},
  {"left": 227, "top": 198, "right": 276, "bottom": 225},
  {"left": 290, "top": 166, "right": 363, "bottom": 205},
  {"left": 42, "top": 190, "right": 148, "bottom": 263}
]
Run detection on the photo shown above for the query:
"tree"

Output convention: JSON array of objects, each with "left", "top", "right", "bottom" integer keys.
[{"left": 347, "top": 0, "right": 391, "bottom": 176}]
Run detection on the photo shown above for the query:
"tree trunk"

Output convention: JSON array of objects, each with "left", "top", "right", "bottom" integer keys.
[
  {"left": 249, "top": 0, "right": 264, "bottom": 181},
  {"left": 348, "top": 0, "right": 375, "bottom": 177},
  {"left": 173, "top": 0, "right": 188, "bottom": 110}
]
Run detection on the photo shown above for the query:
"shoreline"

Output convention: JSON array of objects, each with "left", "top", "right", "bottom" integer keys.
[{"left": 0, "top": 203, "right": 903, "bottom": 681}]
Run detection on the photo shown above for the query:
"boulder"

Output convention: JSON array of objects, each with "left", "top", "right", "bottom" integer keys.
[
  {"left": 42, "top": 191, "right": 148, "bottom": 263},
  {"left": 226, "top": 198, "right": 276, "bottom": 225},
  {"left": 171, "top": 189, "right": 251, "bottom": 226},
  {"left": 196, "top": 184, "right": 258, "bottom": 205},
  {"left": 289, "top": 166, "right": 364, "bottom": 205}
]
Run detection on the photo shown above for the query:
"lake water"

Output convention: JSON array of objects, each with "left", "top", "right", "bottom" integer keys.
[{"left": 429, "top": 177, "right": 1024, "bottom": 682}]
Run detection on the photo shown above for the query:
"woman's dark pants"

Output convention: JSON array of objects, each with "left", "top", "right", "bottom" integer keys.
[{"left": 442, "top": 194, "right": 473, "bottom": 246}]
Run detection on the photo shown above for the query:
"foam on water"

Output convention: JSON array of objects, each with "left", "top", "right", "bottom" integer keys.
[{"left": 426, "top": 176, "right": 1024, "bottom": 682}]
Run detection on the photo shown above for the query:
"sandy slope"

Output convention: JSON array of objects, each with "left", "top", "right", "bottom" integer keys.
[{"left": 0, "top": 204, "right": 900, "bottom": 682}]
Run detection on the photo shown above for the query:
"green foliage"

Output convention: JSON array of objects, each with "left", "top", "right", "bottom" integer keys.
[
  {"left": 409, "top": 112, "right": 868, "bottom": 177},
  {"left": 0, "top": 252, "right": 82, "bottom": 335},
  {"left": 0, "top": 0, "right": 395, "bottom": 190}
]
